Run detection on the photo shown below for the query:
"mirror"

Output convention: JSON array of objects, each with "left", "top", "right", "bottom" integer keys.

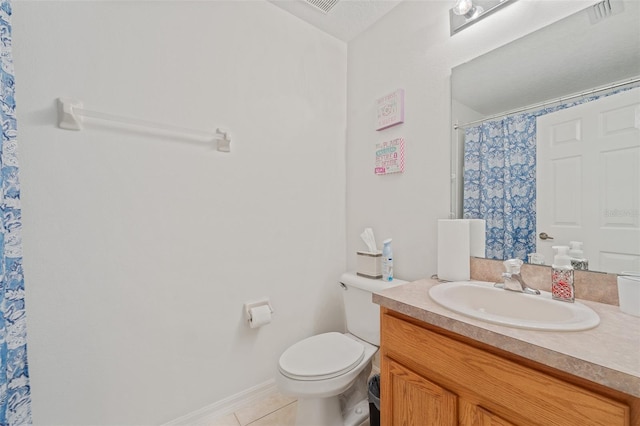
[{"left": 451, "top": 0, "right": 640, "bottom": 273}]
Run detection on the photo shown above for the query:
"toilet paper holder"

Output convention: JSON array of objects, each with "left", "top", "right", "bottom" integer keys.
[{"left": 243, "top": 298, "right": 274, "bottom": 324}]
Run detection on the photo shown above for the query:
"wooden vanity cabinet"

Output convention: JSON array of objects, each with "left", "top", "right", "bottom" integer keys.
[{"left": 380, "top": 308, "right": 638, "bottom": 426}]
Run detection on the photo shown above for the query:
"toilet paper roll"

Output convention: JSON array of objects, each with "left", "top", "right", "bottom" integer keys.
[
  {"left": 618, "top": 275, "right": 640, "bottom": 317},
  {"left": 437, "top": 219, "right": 471, "bottom": 282},
  {"left": 249, "top": 305, "right": 272, "bottom": 328},
  {"left": 468, "top": 219, "right": 486, "bottom": 258}
]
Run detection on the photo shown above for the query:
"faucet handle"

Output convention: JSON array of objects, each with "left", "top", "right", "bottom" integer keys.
[{"left": 503, "top": 258, "right": 523, "bottom": 274}]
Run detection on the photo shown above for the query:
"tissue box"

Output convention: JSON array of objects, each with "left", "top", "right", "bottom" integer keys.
[{"left": 357, "top": 251, "right": 382, "bottom": 279}]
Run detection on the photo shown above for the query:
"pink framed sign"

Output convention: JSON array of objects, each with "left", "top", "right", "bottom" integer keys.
[
  {"left": 375, "top": 137, "right": 405, "bottom": 175},
  {"left": 376, "top": 89, "right": 404, "bottom": 130}
]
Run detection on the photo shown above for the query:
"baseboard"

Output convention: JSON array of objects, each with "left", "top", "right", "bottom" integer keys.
[{"left": 163, "top": 379, "right": 278, "bottom": 426}]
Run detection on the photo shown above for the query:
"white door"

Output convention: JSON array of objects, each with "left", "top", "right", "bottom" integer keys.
[{"left": 536, "top": 87, "right": 640, "bottom": 273}]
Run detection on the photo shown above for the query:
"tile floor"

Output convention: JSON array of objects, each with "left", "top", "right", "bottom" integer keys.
[
  {"left": 206, "top": 392, "right": 371, "bottom": 426},
  {"left": 207, "top": 392, "right": 296, "bottom": 426}
]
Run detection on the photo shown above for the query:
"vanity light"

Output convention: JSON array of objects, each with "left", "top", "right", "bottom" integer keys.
[
  {"left": 452, "top": 0, "right": 483, "bottom": 20},
  {"left": 452, "top": 0, "right": 471, "bottom": 15},
  {"left": 450, "top": 0, "right": 517, "bottom": 35}
]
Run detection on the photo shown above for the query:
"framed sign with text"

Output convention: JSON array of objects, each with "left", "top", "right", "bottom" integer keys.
[
  {"left": 376, "top": 89, "right": 404, "bottom": 130},
  {"left": 375, "top": 137, "right": 405, "bottom": 175}
]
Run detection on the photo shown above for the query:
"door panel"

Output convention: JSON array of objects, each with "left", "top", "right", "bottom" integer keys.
[
  {"left": 537, "top": 87, "right": 640, "bottom": 272},
  {"left": 476, "top": 406, "right": 518, "bottom": 426},
  {"left": 383, "top": 357, "right": 457, "bottom": 426}
]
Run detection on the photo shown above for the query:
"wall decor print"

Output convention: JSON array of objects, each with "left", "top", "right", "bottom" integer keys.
[
  {"left": 376, "top": 89, "right": 404, "bottom": 130},
  {"left": 375, "top": 137, "right": 405, "bottom": 175}
]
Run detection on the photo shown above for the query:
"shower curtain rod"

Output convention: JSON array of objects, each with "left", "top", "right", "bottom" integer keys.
[
  {"left": 453, "top": 76, "right": 640, "bottom": 130},
  {"left": 56, "top": 98, "right": 231, "bottom": 152}
]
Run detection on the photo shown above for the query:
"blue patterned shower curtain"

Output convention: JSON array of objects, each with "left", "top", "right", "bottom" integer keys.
[
  {"left": 462, "top": 114, "right": 537, "bottom": 261},
  {"left": 0, "top": 1, "right": 32, "bottom": 424}
]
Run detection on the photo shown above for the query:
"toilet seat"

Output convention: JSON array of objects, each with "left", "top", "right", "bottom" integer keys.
[{"left": 279, "top": 332, "right": 365, "bottom": 381}]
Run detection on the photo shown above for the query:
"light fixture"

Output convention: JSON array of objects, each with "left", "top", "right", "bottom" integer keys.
[
  {"left": 450, "top": 0, "right": 517, "bottom": 35},
  {"left": 452, "top": 0, "right": 484, "bottom": 20}
]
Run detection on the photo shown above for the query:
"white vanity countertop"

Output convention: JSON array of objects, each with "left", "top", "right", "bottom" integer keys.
[{"left": 373, "top": 278, "right": 640, "bottom": 397}]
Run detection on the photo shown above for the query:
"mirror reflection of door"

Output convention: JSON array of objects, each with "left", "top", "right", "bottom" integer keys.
[{"left": 536, "top": 87, "right": 640, "bottom": 273}]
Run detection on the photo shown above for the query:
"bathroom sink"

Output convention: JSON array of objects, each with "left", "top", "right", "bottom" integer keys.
[{"left": 428, "top": 281, "right": 600, "bottom": 331}]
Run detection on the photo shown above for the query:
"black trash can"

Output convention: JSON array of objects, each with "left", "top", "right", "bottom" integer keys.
[{"left": 368, "top": 374, "right": 381, "bottom": 426}]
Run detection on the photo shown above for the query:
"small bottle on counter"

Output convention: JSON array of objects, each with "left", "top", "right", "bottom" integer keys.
[
  {"left": 382, "top": 238, "right": 393, "bottom": 282},
  {"left": 551, "top": 246, "right": 574, "bottom": 303},
  {"left": 568, "top": 241, "right": 589, "bottom": 270}
]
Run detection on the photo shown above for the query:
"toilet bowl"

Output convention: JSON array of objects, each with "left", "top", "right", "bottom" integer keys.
[
  {"left": 277, "top": 332, "right": 377, "bottom": 397},
  {"left": 277, "top": 333, "right": 377, "bottom": 426},
  {"left": 276, "top": 273, "right": 406, "bottom": 426}
]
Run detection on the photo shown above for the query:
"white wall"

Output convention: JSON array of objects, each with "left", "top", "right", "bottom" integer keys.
[
  {"left": 13, "top": 2, "right": 346, "bottom": 425},
  {"left": 346, "top": 0, "right": 593, "bottom": 281}
]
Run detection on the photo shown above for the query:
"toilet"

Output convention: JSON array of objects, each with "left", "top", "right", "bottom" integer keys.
[{"left": 276, "top": 272, "right": 406, "bottom": 426}]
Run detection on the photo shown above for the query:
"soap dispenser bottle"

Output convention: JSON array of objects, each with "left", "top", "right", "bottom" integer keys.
[
  {"left": 551, "top": 246, "right": 574, "bottom": 303},
  {"left": 382, "top": 238, "right": 393, "bottom": 282},
  {"left": 568, "top": 241, "right": 589, "bottom": 270}
]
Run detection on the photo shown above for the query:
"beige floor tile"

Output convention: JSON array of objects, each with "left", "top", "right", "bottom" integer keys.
[
  {"left": 234, "top": 393, "right": 297, "bottom": 426},
  {"left": 246, "top": 401, "right": 297, "bottom": 426},
  {"left": 203, "top": 412, "right": 241, "bottom": 426}
]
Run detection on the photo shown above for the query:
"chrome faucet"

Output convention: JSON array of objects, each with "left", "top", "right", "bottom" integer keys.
[{"left": 495, "top": 259, "right": 540, "bottom": 295}]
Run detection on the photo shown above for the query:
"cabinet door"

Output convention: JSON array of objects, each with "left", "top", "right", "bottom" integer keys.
[
  {"left": 475, "top": 406, "right": 517, "bottom": 426},
  {"left": 382, "top": 357, "right": 457, "bottom": 426},
  {"left": 382, "top": 312, "right": 630, "bottom": 426},
  {"left": 460, "top": 400, "right": 518, "bottom": 426}
]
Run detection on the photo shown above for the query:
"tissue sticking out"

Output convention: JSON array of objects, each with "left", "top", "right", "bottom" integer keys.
[
  {"left": 357, "top": 228, "right": 382, "bottom": 278},
  {"left": 360, "top": 228, "right": 379, "bottom": 253}
]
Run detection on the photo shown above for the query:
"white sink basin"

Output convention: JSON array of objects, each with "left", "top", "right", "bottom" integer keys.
[{"left": 428, "top": 281, "right": 600, "bottom": 331}]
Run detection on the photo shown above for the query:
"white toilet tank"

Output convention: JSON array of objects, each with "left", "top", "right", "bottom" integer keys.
[{"left": 339, "top": 272, "right": 407, "bottom": 346}]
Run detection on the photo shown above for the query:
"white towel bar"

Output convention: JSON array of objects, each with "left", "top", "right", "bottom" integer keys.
[{"left": 56, "top": 98, "right": 231, "bottom": 152}]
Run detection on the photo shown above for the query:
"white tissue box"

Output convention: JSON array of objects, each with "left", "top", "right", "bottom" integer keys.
[{"left": 357, "top": 251, "right": 382, "bottom": 279}]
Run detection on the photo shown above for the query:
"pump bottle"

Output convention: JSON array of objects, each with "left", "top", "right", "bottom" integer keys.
[
  {"left": 382, "top": 239, "right": 393, "bottom": 282},
  {"left": 568, "top": 241, "right": 589, "bottom": 270},
  {"left": 551, "top": 246, "right": 574, "bottom": 303}
]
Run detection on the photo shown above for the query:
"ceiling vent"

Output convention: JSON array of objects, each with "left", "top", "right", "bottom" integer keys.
[
  {"left": 303, "top": 0, "right": 340, "bottom": 14},
  {"left": 588, "top": 0, "right": 624, "bottom": 24}
]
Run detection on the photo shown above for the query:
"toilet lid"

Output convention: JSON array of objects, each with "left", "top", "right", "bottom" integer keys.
[{"left": 279, "top": 332, "right": 365, "bottom": 381}]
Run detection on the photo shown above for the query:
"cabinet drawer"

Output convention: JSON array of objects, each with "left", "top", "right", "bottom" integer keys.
[{"left": 382, "top": 313, "right": 630, "bottom": 426}]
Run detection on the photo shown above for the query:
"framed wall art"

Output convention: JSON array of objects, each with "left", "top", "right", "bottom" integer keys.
[
  {"left": 376, "top": 89, "right": 404, "bottom": 130},
  {"left": 375, "top": 137, "right": 405, "bottom": 175}
]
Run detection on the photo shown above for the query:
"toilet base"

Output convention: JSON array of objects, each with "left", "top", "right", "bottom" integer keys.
[
  {"left": 344, "top": 399, "right": 370, "bottom": 426},
  {"left": 295, "top": 396, "right": 341, "bottom": 426},
  {"left": 295, "top": 396, "right": 369, "bottom": 426}
]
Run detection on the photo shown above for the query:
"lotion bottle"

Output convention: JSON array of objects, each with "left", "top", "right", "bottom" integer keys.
[
  {"left": 568, "top": 241, "right": 589, "bottom": 270},
  {"left": 382, "top": 238, "right": 393, "bottom": 282},
  {"left": 551, "top": 246, "right": 574, "bottom": 303}
]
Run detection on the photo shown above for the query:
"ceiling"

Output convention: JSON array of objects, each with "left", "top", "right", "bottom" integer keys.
[
  {"left": 452, "top": 0, "right": 640, "bottom": 117},
  {"left": 268, "top": 0, "right": 403, "bottom": 42}
]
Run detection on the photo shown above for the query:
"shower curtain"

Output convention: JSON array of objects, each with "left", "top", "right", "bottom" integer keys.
[
  {"left": 0, "top": 1, "right": 32, "bottom": 424},
  {"left": 463, "top": 114, "right": 537, "bottom": 261},
  {"left": 462, "top": 86, "right": 636, "bottom": 263}
]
